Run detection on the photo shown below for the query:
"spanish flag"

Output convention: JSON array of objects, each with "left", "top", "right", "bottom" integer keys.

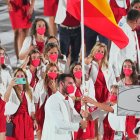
[{"left": 55, "top": 0, "right": 129, "bottom": 49}]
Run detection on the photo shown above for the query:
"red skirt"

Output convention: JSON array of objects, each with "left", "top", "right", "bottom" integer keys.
[
  {"left": 74, "top": 120, "right": 95, "bottom": 140},
  {"left": 44, "top": 0, "right": 58, "bottom": 16},
  {"left": 0, "top": 98, "right": 6, "bottom": 132},
  {"left": 125, "top": 116, "right": 139, "bottom": 139},
  {"left": 6, "top": 113, "right": 34, "bottom": 140},
  {"left": 9, "top": 0, "right": 32, "bottom": 29}
]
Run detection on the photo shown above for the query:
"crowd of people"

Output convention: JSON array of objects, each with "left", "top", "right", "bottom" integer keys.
[{"left": 1, "top": 0, "right": 140, "bottom": 140}]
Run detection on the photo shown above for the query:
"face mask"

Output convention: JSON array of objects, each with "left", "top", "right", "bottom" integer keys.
[
  {"left": 0, "top": 56, "right": 4, "bottom": 64},
  {"left": 47, "top": 72, "right": 57, "bottom": 79},
  {"left": 123, "top": 68, "right": 133, "bottom": 76},
  {"left": 74, "top": 71, "right": 82, "bottom": 79},
  {"left": 94, "top": 52, "right": 104, "bottom": 60},
  {"left": 31, "top": 59, "right": 40, "bottom": 67},
  {"left": 36, "top": 27, "right": 46, "bottom": 35},
  {"left": 49, "top": 54, "right": 58, "bottom": 62},
  {"left": 66, "top": 85, "right": 75, "bottom": 94},
  {"left": 108, "top": 93, "right": 117, "bottom": 102}
]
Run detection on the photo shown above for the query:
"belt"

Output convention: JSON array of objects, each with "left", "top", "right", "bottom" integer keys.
[{"left": 60, "top": 24, "right": 80, "bottom": 30}]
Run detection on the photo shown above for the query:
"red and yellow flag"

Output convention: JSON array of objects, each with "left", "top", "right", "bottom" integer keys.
[{"left": 67, "top": 0, "right": 129, "bottom": 49}]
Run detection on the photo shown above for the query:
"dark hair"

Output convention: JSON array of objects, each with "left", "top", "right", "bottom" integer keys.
[
  {"left": 70, "top": 62, "right": 82, "bottom": 76},
  {"left": 28, "top": 49, "right": 41, "bottom": 65},
  {"left": 135, "top": 127, "right": 140, "bottom": 134},
  {"left": 44, "top": 42, "right": 64, "bottom": 60},
  {"left": 131, "top": 0, "right": 140, "bottom": 7},
  {"left": 45, "top": 35, "right": 59, "bottom": 45},
  {"left": 30, "top": 18, "right": 49, "bottom": 37},
  {"left": 120, "top": 59, "right": 138, "bottom": 84},
  {"left": 127, "top": 9, "right": 140, "bottom": 21},
  {"left": 57, "top": 74, "right": 74, "bottom": 85}
]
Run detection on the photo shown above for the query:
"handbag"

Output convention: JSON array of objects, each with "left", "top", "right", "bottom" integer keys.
[{"left": 6, "top": 120, "right": 14, "bottom": 136}]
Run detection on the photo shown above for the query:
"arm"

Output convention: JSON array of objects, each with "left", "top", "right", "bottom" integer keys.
[
  {"left": 19, "top": 37, "right": 34, "bottom": 60},
  {"left": 83, "top": 96, "right": 114, "bottom": 113},
  {"left": 4, "top": 78, "right": 17, "bottom": 102}
]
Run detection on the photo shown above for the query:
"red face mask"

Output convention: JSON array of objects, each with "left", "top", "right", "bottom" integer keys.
[
  {"left": 47, "top": 72, "right": 57, "bottom": 79},
  {"left": 123, "top": 68, "right": 133, "bottom": 76},
  {"left": 36, "top": 27, "right": 46, "bottom": 35},
  {"left": 94, "top": 52, "right": 104, "bottom": 60},
  {"left": 74, "top": 71, "right": 82, "bottom": 79},
  {"left": 49, "top": 54, "right": 58, "bottom": 62},
  {"left": 108, "top": 93, "right": 117, "bottom": 102},
  {"left": 31, "top": 59, "right": 40, "bottom": 67},
  {"left": 0, "top": 56, "right": 4, "bottom": 64},
  {"left": 66, "top": 85, "right": 75, "bottom": 94}
]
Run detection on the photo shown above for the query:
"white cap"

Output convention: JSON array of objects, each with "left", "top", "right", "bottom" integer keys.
[{"left": 133, "top": 121, "right": 140, "bottom": 135}]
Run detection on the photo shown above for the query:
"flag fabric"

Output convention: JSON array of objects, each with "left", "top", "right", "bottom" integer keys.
[{"left": 55, "top": 0, "right": 129, "bottom": 49}]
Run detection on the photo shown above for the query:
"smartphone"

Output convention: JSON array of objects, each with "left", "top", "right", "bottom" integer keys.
[{"left": 16, "top": 78, "right": 26, "bottom": 85}]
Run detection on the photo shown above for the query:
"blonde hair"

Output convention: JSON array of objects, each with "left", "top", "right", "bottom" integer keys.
[
  {"left": 89, "top": 42, "right": 108, "bottom": 68},
  {"left": 13, "top": 68, "right": 32, "bottom": 101}
]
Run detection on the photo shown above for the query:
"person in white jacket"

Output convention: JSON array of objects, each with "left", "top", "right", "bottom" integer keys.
[
  {"left": 19, "top": 18, "right": 49, "bottom": 61},
  {"left": 109, "top": 9, "right": 140, "bottom": 80},
  {"left": 0, "top": 47, "right": 12, "bottom": 140},
  {"left": 34, "top": 63, "right": 59, "bottom": 140},
  {"left": 69, "top": 62, "right": 97, "bottom": 139},
  {"left": 82, "top": 85, "right": 126, "bottom": 140},
  {"left": 41, "top": 74, "right": 87, "bottom": 140},
  {"left": 4, "top": 68, "right": 38, "bottom": 140},
  {"left": 85, "top": 42, "right": 116, "bottom": 103}
]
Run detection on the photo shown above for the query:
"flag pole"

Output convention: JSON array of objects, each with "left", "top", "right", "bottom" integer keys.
[{"left": 81, "top": 0, "right": 87, "bottom": 132}]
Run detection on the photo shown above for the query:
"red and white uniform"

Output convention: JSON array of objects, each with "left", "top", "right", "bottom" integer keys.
[
  {"left": 85, "top": 61, "right": 116, "bottom": 103},
  {"left": 5, "top": 89, "right": 35, "bottom": 140},
  {"left": 25, "top": 66, "right": 44, "bottom": 90},
  {"left": 20, "top": 36, "right": 47, "bottom": 55},
  {"left": 44, "top": 0, "right": 59, "bottom": 16},
  {"left": 0, "top": 69, "right": 11, "bottom": 133},
  {"left": 34, "top": 80, "right": 52, "bottom": 131},
  {"left": 9, "top": 0, "right": 32, "bottom": 29},
  {"left": 70, "top": 79, "right": 96, "bottom": 139}
]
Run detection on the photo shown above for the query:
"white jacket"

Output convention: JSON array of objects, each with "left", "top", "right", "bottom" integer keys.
[
  {"left": 19, "top": 35, "right": 47, "bottom": 56},
  {"left": 25, "top": 66, "right": 44, "bottom": 85},
  {"left": 4, "top": 89, "right": 35, "bottom": 116},
  {"left": 33, "top": 79, "right": 48, "bottom": 107},
  {"left": 0, "top": 68, "right": 11, "bottom": 99},
  {"left": 70, "top": 78, "right": 96, "bottom": 103},
  {"left": 85, "top": 61, "right": 117, "bottom": 91},
  {"left": 41, "top": 91, "right": 81, "bottom": 140},
  {"left": 109, "top": 22, "right": 140, "bottom": 77}
]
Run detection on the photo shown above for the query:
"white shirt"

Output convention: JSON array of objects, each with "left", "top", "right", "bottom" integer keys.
[
  {"left": 41, "top": 91, "right": 81, "bottom": 140},
  {"left": 0, "top": 68, "right": 11, "bottom": 100},
  {"left": 109, "top": 22, "right": 140, "bottom": 77}
]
